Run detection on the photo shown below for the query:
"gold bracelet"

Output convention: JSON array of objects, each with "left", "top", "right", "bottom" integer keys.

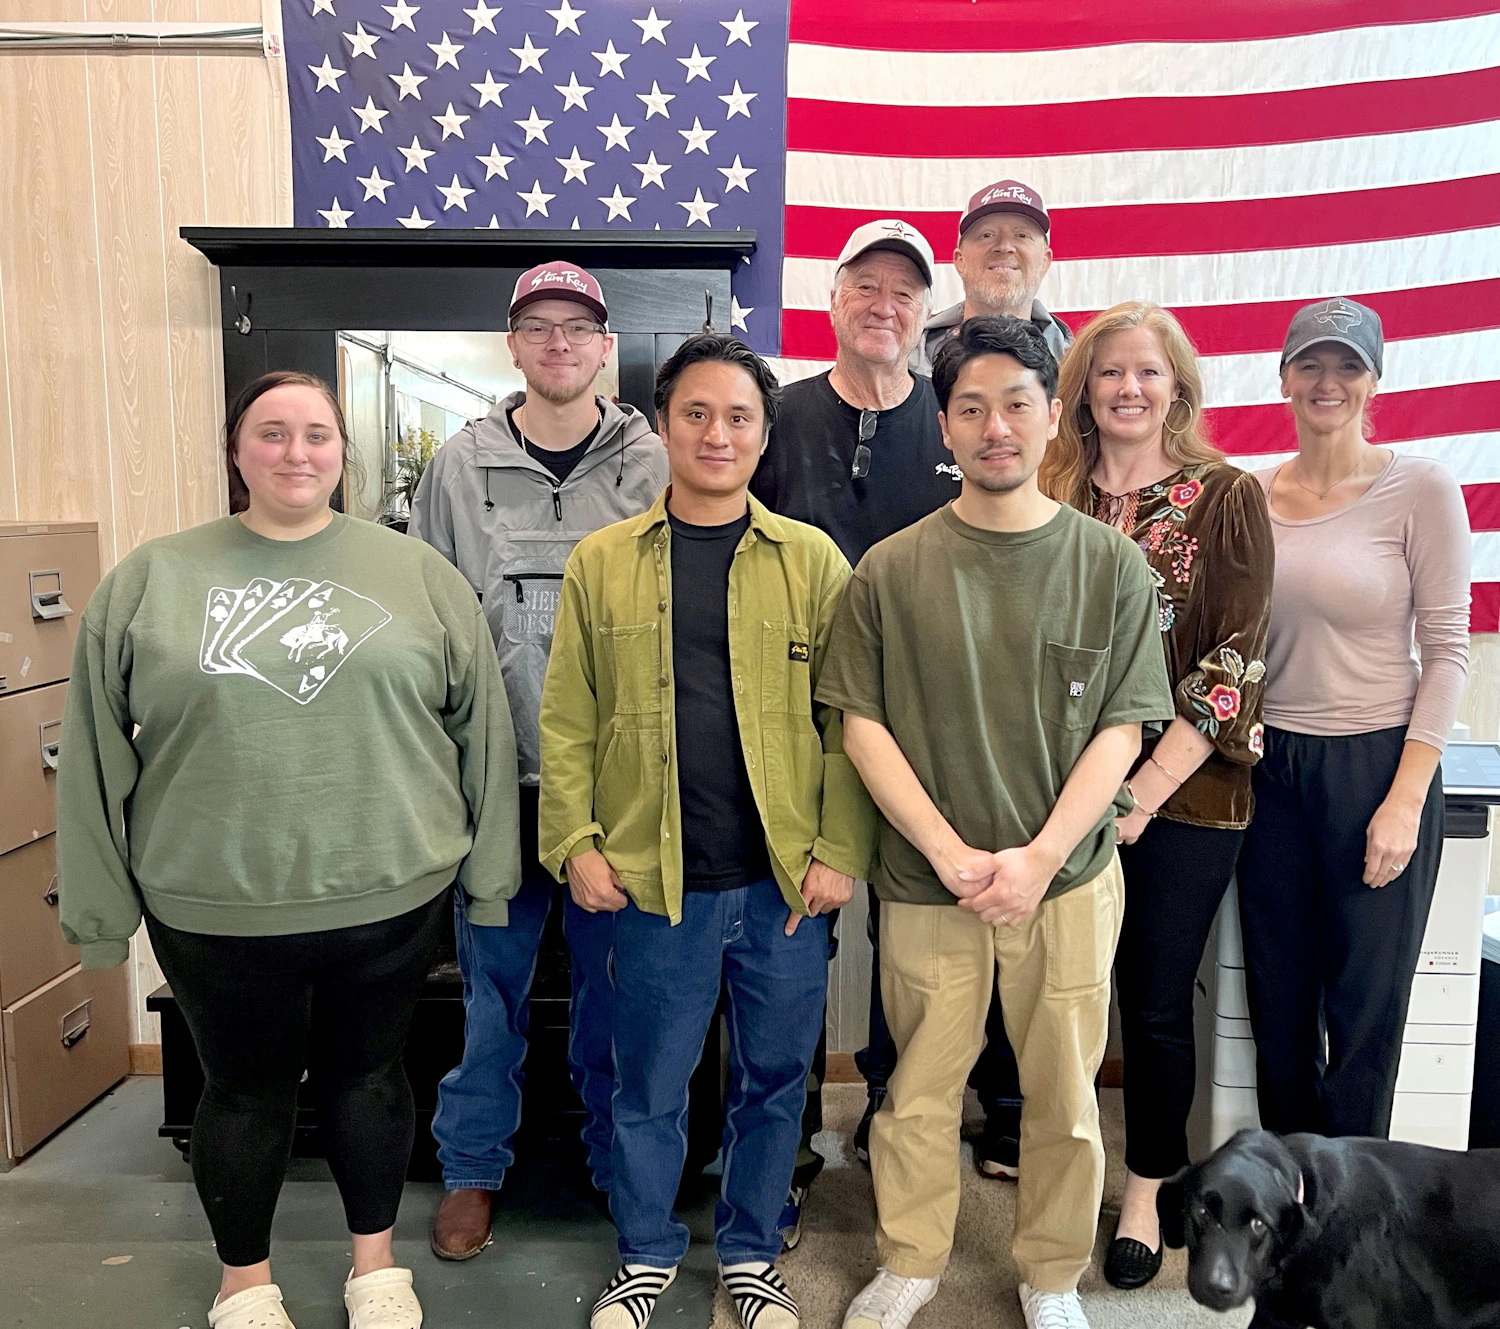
[
  {"left": 1124, "top": 781, "right": 1157, "bottom": 818},
  {"left": 1148, "top": 754, "right": 1186, "bottom": 786}
]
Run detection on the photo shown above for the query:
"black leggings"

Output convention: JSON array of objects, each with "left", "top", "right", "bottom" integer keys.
[
  {"left": 145, "top": 891, "right": 449, "bottom": 1267},
  {"left": 1115, "top": 817, "right": 1244, "bottom": 1179},
  {"left": 1238, "top": 725, "right": 1443, "bottom": 1138}
]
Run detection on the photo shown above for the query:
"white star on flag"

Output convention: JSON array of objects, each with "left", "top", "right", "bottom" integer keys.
[
  {"left": 463, "top": 0, "right": 500, "bottom": 34},
  {"left": 312, "top": 0, "right": 336, "bottom": 14},
  {"left": 636, "top": 80, "right": 673, "bottom": 119},
  {"left": 470, "top": 71, "right": 508, "bottom": 107},
  {"left": 438, "top": 174, "right": 475, "bottom": 211},
  {"left": 632, "top": 7, "right": 670, "bottom": 43},
  {"left": 432, "top": 103, "right": 470, "bottom": 139},
  {"left": 677, "top": 44, "right": 715, "bottom": 83},
  {"left": 428, "top": 32, "right": 463, "bottom": 69},
  {"left": 730, "top": 297, "right": 753, "bottom": 330},
  {"left": 517, "top": 179, "right": 556, "bottom": 216},
  {"left": 599, "top": 184, "right": 636, "bottom": 221},
  {"left": 512, "top": 34, "right": 547, "bottom": 74},
  {"left": 476, "top": 144, "right": 514, "bottom": 179},
  {"left": 357, "top": 166, "right": 393, "bottom": 201},
  {"left": 398, "top": 136, "right": 435, "bottom": 172},
  {"left": 721, "top": 10, "right": 757, "bottom": 46},
  {"left": 556, "top": 146, "right": 595, "bottom": 182},
  {"left": 482, "top": 215, "right": 501, "bottom": 228},
  {"left": 678, "top": 117, "right": 715, "bottom": 154},
  {"left": 352, "top": 96, "right": 389, "bottom": 133},
  {"left": 596, "top": 113, "right": 634, "bottom": 150},
  {"left": 515, "top": 107, "right": 553, "bottom": 144},
  {"left": 389, "top": 62, "right": 426, "bottom": 100},
  {"left": 398, "top": 206, "right": 435, "bottom": 229},
  {"left": 719, "top": 81, "right": 756, "bottom": 119},
  {"left": 555, "top": 72, "right": 594, "bottom": 110},
  {"left": 591, "top": 39, "right": 628, "bottom": 77},
  {"left": 677, "top": 188, "right": 718, "bottom": 227},
  {"left": 546, "top": 0, "right": 585, "bottom": 36},
  {"left": 633, "top": 150, "right": 671, "bottom": 188},
  {"left": 717, "top": 154, "right": 755, "bottom": 192},
  {"left": 318, "top": 197, "right": 353, "bottom": 227},
  {"left": 382, "top": 0, "right": 418, "bottom": 30},
  {"left": 343, "top": 22, "right": 380, "bottom": 58},
  {"left": 316, "top": 125, "right": 354, "bottom": 162},
  {"left": 308, "top": 55, "right": 346, "bottom": 92}
]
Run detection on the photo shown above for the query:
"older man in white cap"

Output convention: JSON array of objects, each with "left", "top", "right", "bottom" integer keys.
[
  {"left": 751, "top": 219, "right": 957, "bottom": 1244},
  {"left": 915, "top": 179, "right": 1073, "bottom": 375}
]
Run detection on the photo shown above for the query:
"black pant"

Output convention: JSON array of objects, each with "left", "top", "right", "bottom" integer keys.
[
  {"left": 1238, "top": 725, "right": 1443, "bottom": 1138},
  {"left": 146, "top": 890, "right": 449, "bottom": 1267},
  {"left": 1116, "top": 817, "right": 1243, "bottom": 1179},
  {"left": 856, "top": 885, "right": 1022, "bottom": 1119}
]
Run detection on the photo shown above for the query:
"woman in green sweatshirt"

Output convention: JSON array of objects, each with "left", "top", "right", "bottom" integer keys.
[{"left": 56, "top": 371, "right": 520, "bottom": 1329}]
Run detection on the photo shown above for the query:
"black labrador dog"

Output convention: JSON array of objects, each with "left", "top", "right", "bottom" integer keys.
[{"left": 1157, "top": 1129, "right": 1500, "bottom": 1328}]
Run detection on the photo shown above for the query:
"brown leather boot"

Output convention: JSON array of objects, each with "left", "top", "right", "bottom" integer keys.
[{"left": 431, "top": 1187, "right": 494, "bottom": 1261}]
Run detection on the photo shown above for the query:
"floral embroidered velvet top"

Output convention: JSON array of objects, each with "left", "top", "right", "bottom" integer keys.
[{"left": 1087, "top": 462, "right": 1275, "bottom": 829}]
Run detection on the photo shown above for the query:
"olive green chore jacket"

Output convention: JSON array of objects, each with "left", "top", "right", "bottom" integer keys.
[{"left": 538, "top": 488, "right": 876, "bottom": 924}]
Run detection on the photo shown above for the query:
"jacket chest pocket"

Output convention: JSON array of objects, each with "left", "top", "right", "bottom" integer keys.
[
  {"left": 601, "top": 622, "right": 663, "bottom": 715},
  {"left": 1040, "top": 642, "right": 1110, "bottom": 730},
  {"left": 497, "top": 535, "right": 583, "bottom": 647},
  {"left": 761, "top": 620, "right": 813, "bottom": 717}
]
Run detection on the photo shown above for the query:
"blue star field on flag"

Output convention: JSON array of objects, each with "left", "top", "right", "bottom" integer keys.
[{"left": 281, "top": 0, "right": 789, "bottom": 352}]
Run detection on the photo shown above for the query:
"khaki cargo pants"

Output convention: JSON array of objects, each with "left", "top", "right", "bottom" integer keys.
[{"left": 869, "top": 855, "right": 1123, "bottom": 1292}]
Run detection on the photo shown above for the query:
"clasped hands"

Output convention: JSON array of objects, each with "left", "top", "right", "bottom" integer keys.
[{"left": 936, "top": 839, "right": 1057, "bottom": 927}]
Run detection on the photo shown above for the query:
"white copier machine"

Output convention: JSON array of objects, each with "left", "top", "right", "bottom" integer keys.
[{"left": 1210, "top": 740, "right": 1500, "bottom": 1151}]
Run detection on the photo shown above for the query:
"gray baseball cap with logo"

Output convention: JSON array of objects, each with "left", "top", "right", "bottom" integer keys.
[{"left": 1280, "top": 296, "right": 1384, "bottom": 378}]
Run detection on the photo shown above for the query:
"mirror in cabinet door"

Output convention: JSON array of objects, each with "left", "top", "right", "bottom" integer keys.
[{"left": 0, "top": 525, "right": 99, "bottom": 697}]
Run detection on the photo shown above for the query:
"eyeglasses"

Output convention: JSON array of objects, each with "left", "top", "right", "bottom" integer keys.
[
  {"left": 851, "top": 409, "right": 877, "bottom": 480},
  {"left": 513, "top": 317, "right": 605, "bottom": 345}
]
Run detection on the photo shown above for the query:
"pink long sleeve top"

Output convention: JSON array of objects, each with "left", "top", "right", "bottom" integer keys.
[{"left": 1254, "top": 453, "right": 1471, "bottom": 751}]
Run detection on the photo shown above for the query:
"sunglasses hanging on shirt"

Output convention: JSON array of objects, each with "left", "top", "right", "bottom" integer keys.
[{"left": 851, "top": 409, "right": 878, "bottom": 480}]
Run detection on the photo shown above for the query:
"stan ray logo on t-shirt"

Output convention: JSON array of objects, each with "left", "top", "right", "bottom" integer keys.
[{"left": 199, "top": 578, "right": 391, "bottom": 704}]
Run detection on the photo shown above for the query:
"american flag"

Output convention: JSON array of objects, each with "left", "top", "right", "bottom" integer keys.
[{"left": 282, "top": 0, "right": 1500, "bottom": 630}]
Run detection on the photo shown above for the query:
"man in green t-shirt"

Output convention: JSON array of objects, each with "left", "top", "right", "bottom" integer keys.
[{"left": 817, "top": 318, "right": 1173, "bottom": 1329}]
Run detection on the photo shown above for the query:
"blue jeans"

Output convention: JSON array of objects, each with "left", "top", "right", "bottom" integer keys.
[
  {"left": 609, "top": 878, "right": 829, "bottom": 1268},
  {"left": 432, "top": 866, "right": 616, "bottom": 1191}
]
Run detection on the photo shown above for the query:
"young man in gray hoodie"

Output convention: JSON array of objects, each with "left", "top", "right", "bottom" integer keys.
[{"left": 410, "top": 261, "right": 670, "bottom": 1261}]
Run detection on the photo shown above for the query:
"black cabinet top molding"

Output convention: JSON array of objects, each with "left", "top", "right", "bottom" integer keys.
[{"left": 181, "top": 226, "right": 757, "bottom": 270}]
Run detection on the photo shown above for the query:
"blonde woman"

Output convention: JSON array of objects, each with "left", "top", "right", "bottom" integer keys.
[{"left": 1041, "top": 303, "right": 1273, "bottom": 1290}]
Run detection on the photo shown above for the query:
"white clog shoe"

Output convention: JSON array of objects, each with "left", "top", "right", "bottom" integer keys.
[{"left": 344, "top": 1267, "right": 423, "bottom": 1329}]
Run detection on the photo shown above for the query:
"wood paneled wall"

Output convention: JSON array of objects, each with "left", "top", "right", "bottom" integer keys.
[{"left": 0, "top": 0, "right": 290, "bottom": 1041}]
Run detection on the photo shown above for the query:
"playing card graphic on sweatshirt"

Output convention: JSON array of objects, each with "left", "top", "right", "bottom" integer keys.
[{"left": 199, "top": 576, "right": 391, "bottom": 702}]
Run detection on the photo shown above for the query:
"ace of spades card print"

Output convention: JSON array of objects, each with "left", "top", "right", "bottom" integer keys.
[{"left": 198, "top": 578, "right": 391, "bottom": 704}]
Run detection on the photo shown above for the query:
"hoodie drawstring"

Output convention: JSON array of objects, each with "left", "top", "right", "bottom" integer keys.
[
  {"left": 617, "top": 434, "right": 625, "bottom": 487},
  {"left": 483, "top": 469, "right": 494, "bottom": 511}
]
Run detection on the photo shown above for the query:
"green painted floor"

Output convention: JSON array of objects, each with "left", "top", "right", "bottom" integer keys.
[{"left": 0, "top": 1077, "right": 718, "bottom": 1329}]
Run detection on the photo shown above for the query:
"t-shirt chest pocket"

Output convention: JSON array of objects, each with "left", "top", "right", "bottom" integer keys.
[
  {"left": 601, "top": 621, "right": 663, "bottom": 716},
  {"left": 1040, "top": 642, "right": 1110, "bottom": 730},
  {"left": 761, "top": 620, "right": 813, "bottom": 716}
]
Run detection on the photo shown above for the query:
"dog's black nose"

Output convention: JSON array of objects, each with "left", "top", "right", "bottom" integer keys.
[{"left": 1207, "top": 1259, "right": 1239, "bottom": 1298}]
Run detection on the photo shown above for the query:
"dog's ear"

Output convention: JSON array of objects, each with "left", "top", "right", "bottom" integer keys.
[{"left": 1157, "top": 1167, "right": 1191, "bottom": 1249}]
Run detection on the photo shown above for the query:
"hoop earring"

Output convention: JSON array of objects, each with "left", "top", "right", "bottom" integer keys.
[
  {"left": 1078, "top": 406, "right": 1098, "bottom": 439},
  {"left": 1163, "top": 397, "right": 1194, "bottom": 437}
]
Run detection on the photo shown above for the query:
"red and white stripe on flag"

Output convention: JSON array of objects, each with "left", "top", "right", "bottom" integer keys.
[{"left": 774, "top": 0, "right": 1500, "bottom": 630}]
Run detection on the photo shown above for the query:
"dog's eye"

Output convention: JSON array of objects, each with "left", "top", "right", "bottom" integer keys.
[{"left": 1249, "top": 1217, "right": 1268, "bottom": 1237}]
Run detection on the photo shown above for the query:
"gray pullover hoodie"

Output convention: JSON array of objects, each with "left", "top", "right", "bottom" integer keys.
[{"left": 410, "top": 391, "right": 670, "bottom": 782}]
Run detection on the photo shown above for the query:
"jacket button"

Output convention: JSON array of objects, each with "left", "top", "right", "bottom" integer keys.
[
  {"left": 661, "top": 751, "right": 669, "bottom": 764},
  {"left": 658, "top": 600, "right": 668, "bottom": 612}
]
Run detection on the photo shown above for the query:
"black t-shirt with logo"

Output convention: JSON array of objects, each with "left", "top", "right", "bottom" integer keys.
[
  {"left": 750, "top": 371, "right": 959, "bottom": 565},
  {"left": 668, "top": 511, "right": 775, "bottom": 891}
]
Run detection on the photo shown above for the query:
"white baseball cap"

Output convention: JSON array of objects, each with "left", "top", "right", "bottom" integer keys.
[{"left": 836, "top": 219, "right": 935, "bottom": 288}]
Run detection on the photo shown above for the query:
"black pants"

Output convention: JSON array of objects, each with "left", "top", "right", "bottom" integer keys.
[
  {"left": 1238, "top": 725, "right": 1443, "bottom": 1138},
  {"left": 146, "top": 890, "right": 449, "bottom": 1267},
  {"left": 1116, "top": 817, "right": 1243, "bottom": 1179},
  {"left": 856, "top": 885, "right": 1021, "bottom": 1119}
]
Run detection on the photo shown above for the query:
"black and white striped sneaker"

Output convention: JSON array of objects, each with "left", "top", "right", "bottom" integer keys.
[
  {"left": 721, "top": 1261, "right": 800, "bottom": 1329},
  {"left": 590, "top": 1264, "right": 677, "bottom": 1329}
]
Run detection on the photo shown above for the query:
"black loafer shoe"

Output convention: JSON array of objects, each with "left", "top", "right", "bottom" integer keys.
[{"left": 1103, "top": 1235, "right": 1163, "bottom": 1289}]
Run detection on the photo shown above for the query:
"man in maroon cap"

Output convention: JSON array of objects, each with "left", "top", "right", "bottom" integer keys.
[
  {"left": 914, "top": 180, "right": 1073, "bottom": 376},
  {"left": 411, "top": 260, "right": 669, "bottom": 1261}
]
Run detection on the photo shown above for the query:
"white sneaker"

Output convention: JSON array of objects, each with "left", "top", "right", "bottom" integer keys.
[
  {"left": 1019, "top": 1282, "right": 1090, "bottom": 1329},
  {"left": 842, "top": 1269, "right": 939, "bottom": 1329}
]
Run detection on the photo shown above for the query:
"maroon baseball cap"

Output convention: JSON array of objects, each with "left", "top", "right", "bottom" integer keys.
[
  {"left": 959, "top": 179, "right": 1050, "bottom": 237},
  {"left": 509, "top": 261, "right": 609, "bottom": 326}
]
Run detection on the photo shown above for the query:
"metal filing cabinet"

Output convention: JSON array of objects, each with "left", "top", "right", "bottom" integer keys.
[{"left": 0, "top": 522, "right": 128, "bottom": 1169}]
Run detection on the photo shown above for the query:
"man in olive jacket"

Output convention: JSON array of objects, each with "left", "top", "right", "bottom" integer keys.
[{"left": 539, "top": 332, "right": 875, "bottom": 1329}]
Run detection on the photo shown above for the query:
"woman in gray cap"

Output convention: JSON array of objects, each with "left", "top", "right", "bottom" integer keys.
[{"left": 1237, "top": 297, "right": 1471, "bottom": 1140}]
